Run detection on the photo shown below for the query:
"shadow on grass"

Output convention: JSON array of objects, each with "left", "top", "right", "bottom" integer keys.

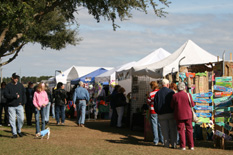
[
  {"left": 69, "top": 119, "right": 233, "bottom": 150},
  {"left": 80, "top": 120, "right": 155, "bottom": 146}
]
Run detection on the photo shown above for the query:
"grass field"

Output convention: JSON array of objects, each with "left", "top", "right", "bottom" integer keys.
[{"left": 0, "top": 118, "right": 233, "bottom": 155}]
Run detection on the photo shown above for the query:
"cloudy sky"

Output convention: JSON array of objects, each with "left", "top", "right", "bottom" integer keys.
[{"left": 2, "top": 0, "right": 233, "bottom": 77}]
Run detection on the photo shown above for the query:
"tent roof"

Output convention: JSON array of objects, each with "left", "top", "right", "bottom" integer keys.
[
  {"left": 133, "top": 40, "right": 219, "bottom": 78},
  {"left": 135, "top": 48, "right": 171, "bottom": 66},
  {"left": 71, "top": 68, "right": 109, "bottom": 84},
  {"left": 97, "top": 48, "right": 170, "bottom": 81},
  {"left": 96, "top": 61, "right": 136, "bottom": 78},
  {"left": 48, "top": 66, "right": 112, "bottom": 84}
]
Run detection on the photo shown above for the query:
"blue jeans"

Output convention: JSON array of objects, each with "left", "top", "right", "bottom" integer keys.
[
  {"left": 44, "top": 102, "right": 51, "bottom": 122},
  {"left": 76, "top": 100, "right": 86, "bottom": 125},
  {"left": 151, "top": 114, "right": 164, "bottom": 144},
  {"left": 35, "top": 107, "right": 45, "bottom": 134},
  {"left": 52, "top": 103, "right": 55, "bottom": 118},
  {"left": 55, "top": 105, "right": 65, "bottom": 124},
  {"left": 8, "top": 105, "right": 24, "bottom": 135}
]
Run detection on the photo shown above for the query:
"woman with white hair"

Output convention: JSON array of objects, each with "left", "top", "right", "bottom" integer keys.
[{"left": 171, "top": 82, "right": 195, "bottom": 151}]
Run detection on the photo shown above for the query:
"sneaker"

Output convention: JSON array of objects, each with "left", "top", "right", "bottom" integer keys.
[
  {"left": 61, "top": 123, "right": 65, "bottom": 126},
  {"left": 154, "top": 142, "right": 159, "bottom": 146},
  {"left": 56, "top": 123, "right": 60, "bottom": 125},
  {"left": 12, "top": 135, "right": 18, "bottom": 138},
  {"left": 190, "top": 147, "right": 194, "bottom": 150},
  {"left": 180, "top": 148, "right": 186, "bottom": 150},
  {"left": 8, "top": 124, "right": 11, "bottom": 127},
  {"left": 80, "top": 124, "right": 85, "bottom": 127},
  {"left": 18, "top": 133, "right": 23, "bottom": 137}
]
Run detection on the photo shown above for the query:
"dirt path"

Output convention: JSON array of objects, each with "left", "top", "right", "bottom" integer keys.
[{"left": 0, "top": 118, "right": 232, "bottom": 155}]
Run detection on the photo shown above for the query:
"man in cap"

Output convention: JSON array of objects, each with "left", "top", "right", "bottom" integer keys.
[
  {"left": 5, "top": 73, "right": 26, "bottom": 138},
  {"left": 154, "top": 79, "right": 177, "bottom": 148}
]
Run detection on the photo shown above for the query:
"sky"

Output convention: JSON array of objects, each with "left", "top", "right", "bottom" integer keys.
[{"left": 2, "top": 0, "right": 233, "bottom": 77}]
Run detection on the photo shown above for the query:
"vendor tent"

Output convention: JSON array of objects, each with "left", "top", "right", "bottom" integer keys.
[
  {"left": 132, "top": 40, "right": 219, "bottom": 78},
  {"left": 95, "top": 61, "right": 137, "bottom": 83},
  {"left": 48, "top": 66, "right": 112, "bottom": 84},
  {"left": 71, "top": 68, "right": 109, "bottom": 85},
  {"left": 116, "top": 48, "right": 170, "bottom": 94},
  {"left": 116, "top": 48, "right": 171, "bottom": 80}
]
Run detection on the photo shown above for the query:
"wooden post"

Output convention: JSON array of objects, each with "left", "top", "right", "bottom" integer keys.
[
  {"left": 230, "top": 53, "right": 232, "bottom": 61},
  {"left": 221, "top": 126, "right": 225, "bottom": 149},
  {"left": 217, "top": 56, "right": 219, "bottom": 62}
]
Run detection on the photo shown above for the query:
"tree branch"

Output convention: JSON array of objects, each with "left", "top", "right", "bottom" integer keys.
[
  {"left": 0, "top": 28, "right": 9, "bottom": 47},
  {"left": 0, "top": 33, "right": 23, "bottom": 57},
  {"left": 0, "top": 43, "right": 25, "bottom": 67},
  {"left": 34, "top": 0, "right": 70, "bottom": 20}
]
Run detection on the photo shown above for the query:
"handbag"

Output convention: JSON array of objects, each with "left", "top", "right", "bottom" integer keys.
[{"left": 187, "top": 93, "right": 199, "bottom": 123}]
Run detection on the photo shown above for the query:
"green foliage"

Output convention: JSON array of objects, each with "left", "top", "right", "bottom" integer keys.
[
  {"left": 0, "top": 0, "right": 170, "bottom": 66},
  {"left": 3, "top": 76, "right": 52, "bottom": 84}
]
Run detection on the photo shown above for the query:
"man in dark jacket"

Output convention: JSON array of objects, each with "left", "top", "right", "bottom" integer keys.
[
  {"left": 0, "top": 82, "right": 9, "bottom": 126},
  {"left": 5, "top": 73, "right": 26, "bottom": 138},
  {"left": 25, "top": 82, "right": 34, "bottom": 126},
  {"left": 154, "top": 79, "right": 177, "bottom": 148}
]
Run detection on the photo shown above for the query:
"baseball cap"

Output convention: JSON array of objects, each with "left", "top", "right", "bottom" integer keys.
[{"left": 12, "top": 73, "right": 19, "bottom": 79}]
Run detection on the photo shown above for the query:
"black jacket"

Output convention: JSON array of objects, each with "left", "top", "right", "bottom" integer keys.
[
  {"left": 5, "top": 82, "right": 26, "bottom": 107},
  {"left": 0, "top": 88, "right": 7, "bottom": 104},
  {"left": 25, "top": 88, "right": 34, "bottom": 106},
  {"left": 154, "top": 87, "right": 174, "bottom": 115},
  {"left": 115, "top": 93, "right": 127, "bottom": 107},
  {"left": 54, "top": 88, "right": 67, "bottom": 106}
]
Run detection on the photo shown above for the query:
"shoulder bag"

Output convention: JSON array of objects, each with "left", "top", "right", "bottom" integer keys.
[{"left": 187, "top": 93, "right": 199, "bottom": 123}]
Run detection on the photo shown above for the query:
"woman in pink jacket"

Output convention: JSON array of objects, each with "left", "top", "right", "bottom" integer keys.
[{"left": 33, "top": 83, "right": 48, "bottom": 134}]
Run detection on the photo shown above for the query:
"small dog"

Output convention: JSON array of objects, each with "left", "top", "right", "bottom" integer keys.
[{"left": 36, "top": 127, "right": 50, "bottom": 139}]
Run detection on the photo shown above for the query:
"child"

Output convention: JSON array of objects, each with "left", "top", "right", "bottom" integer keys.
[{"left": 33, "top": 83, "right": 49, "bottom": 134}]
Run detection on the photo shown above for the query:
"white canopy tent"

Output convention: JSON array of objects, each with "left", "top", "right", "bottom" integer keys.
[
  {"left": 116, "top": 48, "right": 171, "bottom": 80},
  {"left": 48, "top": 66, "right": 112, "bottom": 90},
  {"left": 95, "top": 61, "right": 137, "bottom": 84},
  {"left": 116, "top": 48, "right": 171, "bottom": 94},
  {"left": 48, "top": 66, "right": 103, "bottom": 84},
  {"left": 132, "top": 40, "right": 219, "bottom": 78}
]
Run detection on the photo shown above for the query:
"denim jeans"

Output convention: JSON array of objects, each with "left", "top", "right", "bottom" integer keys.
[
  {"left": 35, "top": 107, "right": 45, "bottom": 134},
  {"left": 116, "top": 106, "right": 124, "bottom": 127},
  {"left": 150, "top": 114, "right": 164, "bottom": 144},
  {"left": 8, "top": 105, "right": 24, "bottom": 135},
  {"left": 55, "top": 105, "right": 65, "bottom": 124},
  {"left": 44, "top": 102, "right": 51, "bottom": 122},
  {"left": 76, "top": 100, "right": 86, "bottom": 125},
  {"left": 52, "top": 103, "right": 55, "bottom": 118},
  {"left": 158, "top": 113, "right": 177, "bottom": 148}
]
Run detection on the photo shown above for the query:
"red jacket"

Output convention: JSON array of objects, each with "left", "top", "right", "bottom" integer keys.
[{"left": 170, "top": 91, "right": 195, "bottom": 120}]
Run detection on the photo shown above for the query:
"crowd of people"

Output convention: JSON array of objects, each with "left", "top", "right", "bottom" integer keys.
[
  {"left": 0, "top": 72, "right": 196, "bottom": 151},
  {"left": 0, "top": 73, "right": 92, "bottom": 138},
  {"left": 147, "top": 79, "right": 195, "bottom": 150}
]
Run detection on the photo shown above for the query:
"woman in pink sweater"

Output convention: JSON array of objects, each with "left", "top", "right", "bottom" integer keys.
[{"left": 33, "top": 83, "right": 48, "bottom": 134}]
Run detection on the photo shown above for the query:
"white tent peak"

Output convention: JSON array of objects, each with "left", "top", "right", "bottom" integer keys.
[
  {"left": 133, "top": 40, "right": 219, "bottom": 78},
  {"left": 135, "top": 48, "right": 170, "bottom": 66}
]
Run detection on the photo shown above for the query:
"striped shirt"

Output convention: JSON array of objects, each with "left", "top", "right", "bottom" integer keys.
[{"left": 147, "top": 89, "right": 159, "bottom": 114}]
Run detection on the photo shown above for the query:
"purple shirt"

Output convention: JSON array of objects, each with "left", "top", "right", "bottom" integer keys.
[{"left": 170, "top": 91, "right": 195, "bottom": 120}]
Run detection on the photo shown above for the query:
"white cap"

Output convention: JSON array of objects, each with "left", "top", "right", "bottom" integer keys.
[{"left": 162, "top": 79, "right": 169, "bottom": 85}]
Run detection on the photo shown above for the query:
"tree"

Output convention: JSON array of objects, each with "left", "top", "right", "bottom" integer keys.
[{"left": 0, "top": 0, "right": 170, "bottom": 66}]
